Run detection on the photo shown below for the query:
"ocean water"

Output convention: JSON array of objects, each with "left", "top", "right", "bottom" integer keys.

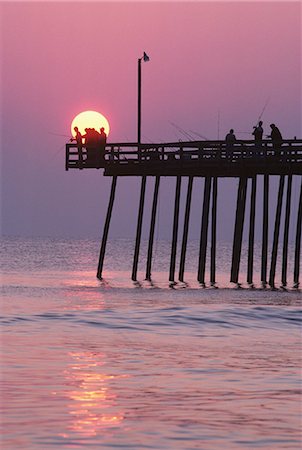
[{"left": 1, "top": 237, "right": 301, "bottom": 450}]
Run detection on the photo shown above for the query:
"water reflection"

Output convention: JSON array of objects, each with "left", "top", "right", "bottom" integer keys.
[
  {"left": 62, "top": 270, "right": 107, "bottom": 310},
  {"left": 61, "top": 351, "right": 126, "bottom": 439}
]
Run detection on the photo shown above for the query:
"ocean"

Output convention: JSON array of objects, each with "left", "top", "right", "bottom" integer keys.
[{"left": 1, "top": 237, "right": 301, "bottom": 449}]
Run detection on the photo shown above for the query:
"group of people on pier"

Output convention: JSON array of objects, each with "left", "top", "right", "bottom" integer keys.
[
  {"left": 225, "top": 122, "right": 283, "bottom": 152},
  {"left": 70, "top": 120, "right": 286, "bottom": 167},
  {"left": 70, "top": 126, "right": 107, "bottom": 167}
]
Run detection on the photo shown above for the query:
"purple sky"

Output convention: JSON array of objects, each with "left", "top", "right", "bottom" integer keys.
[{"left": 1, "top": 1, "right": 301, "bottom": 240}]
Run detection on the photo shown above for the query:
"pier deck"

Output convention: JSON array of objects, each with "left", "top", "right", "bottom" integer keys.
[{"left": 66, "top": 139, "right": 302, "bottom": 177}]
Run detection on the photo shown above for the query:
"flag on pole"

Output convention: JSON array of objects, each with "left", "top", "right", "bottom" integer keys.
[{"left": 143, "top": 52, "right": 150, "bottom": 62}]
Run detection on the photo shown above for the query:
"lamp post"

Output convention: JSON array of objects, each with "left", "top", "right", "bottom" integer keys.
[
  {"left": 137, "top": 52, "right": 150, "bottom": 147},
  {"left": 132, "top": 52, "right": 150, "bottom": 281}
]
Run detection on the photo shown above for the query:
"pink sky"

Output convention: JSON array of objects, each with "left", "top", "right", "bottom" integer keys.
[{"left": 1, "top": 1, "right": 301, "bottom": 238}]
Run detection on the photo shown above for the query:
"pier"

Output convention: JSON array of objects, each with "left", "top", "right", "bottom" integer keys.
[{"left": 66, "top": 139, "right": 302, "bottom": 288}]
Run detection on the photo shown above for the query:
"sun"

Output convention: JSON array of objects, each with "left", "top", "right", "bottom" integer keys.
[{"left": 71, "top": 110, "right": 110, "bottom": 137}]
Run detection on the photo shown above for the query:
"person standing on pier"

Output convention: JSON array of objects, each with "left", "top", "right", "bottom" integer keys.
[
  {"left": 98, "top": 127, "right": 107, "bottom": 167},
  {"left": 70, "top": 126, "right": 83, "bottom": 168},
  {"left": 225, "top": 129, "right": 237, "bottom": 160},
  {"left": 83, "top": 128, "right": 100, "bottom": 165},
  {"left": 252, "top": 120, "right": 264, "bottom": 156},
  {"left": 268, "top": 123, "right": 283, "bottom": 154},
  {"left": 252, "top": 121, "right": 263, "bottom": 142}
]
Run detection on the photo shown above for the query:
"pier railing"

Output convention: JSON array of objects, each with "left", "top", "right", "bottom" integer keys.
[{"left": 66, "top": 139, "right": 302, "bottom": 176}]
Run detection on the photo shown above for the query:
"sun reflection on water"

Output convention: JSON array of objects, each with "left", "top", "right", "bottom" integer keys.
[{"left": 60, "top": 351, "right": 126, "bottom": 438}]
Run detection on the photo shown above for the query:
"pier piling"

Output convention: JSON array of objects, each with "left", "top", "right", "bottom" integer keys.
[
  {"left": 210, "top": 177, "right": 218, "bottom": 285},
  {"left": 247, "top": 176, "right": 257, "bottom": 285},
  {"left": 230, "top": 177, "right": 248, "bottom": 284},
  {"left": 269, "top": 175, "right": 285, "bottom": 288},
  {"left": 132, "top": 176, "right": 147, "bottom": 281},
  {"left": 281, "top": 175, "right": 292, "bottom": 287},
  {"left": 261, "top": 174, "right": 269, "bottom": 286},
  {"left": 179, "top": 176, "right": 194, "bottom": 282},
  {"left": 198, "top": 177, "right": 212, "bottom": 284},
  {"left": 146, "top": 176, "right": 160, "bottom": 280},
  {"left": 97, "top": 176, "right": 117, "bottom": 280},
  {"left": 169, "top": 176, "right": 182, "bottom": 283},
  {"left": 294, "top": 179, "right": 302, "bottom": 287}
]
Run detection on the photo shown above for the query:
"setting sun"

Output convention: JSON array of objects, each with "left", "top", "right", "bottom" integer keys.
[{"left": 71, "top": 111, "right": 110, "bottom": 137}]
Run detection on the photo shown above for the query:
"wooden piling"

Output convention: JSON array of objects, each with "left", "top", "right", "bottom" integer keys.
[
  {"left": 210, "top": 177, "right": 218, "bottom": 285},
  {"left": 132, "top": 176, "right": 147, "bottom": 281},
  {"left": 97, "top": 176, "right": 117, "bottom": 280},
  {"left": 269, "top": 175, "right": 285, "bottom": 288},
  {"left": 261, "top": 174, "right": 269, "bottom": 285},
  {"left": 145, "top": 176, "right": 160, "bottom": 280},
  {"left": 198, "top": 177, "right": 212, "bottom": 284},
  {"left": 230, "top": 177, "right": 248, "bottom": 284},
  {"left": 281, "top": 175, "right": 292, "bottom": 286},
  {"left": 169, "top": 176, "right": 182, "bottom": 283},
  {"left": 247, "top": 176, "right": 257, "bottom": 285},
  {"left": 294, "top": 178, "right": 302, "bottom": 287},
  {"left": 179, "top": 176, "right": 194, "bottom": 282}
]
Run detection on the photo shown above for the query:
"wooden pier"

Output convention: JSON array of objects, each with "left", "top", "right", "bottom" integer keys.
[{"left": 66, "top": 139, "right": 302, "bottom": 288}]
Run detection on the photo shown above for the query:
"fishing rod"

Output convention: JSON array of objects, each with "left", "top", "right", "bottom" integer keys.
[
  {"left": 254, "top": 96, "right": 270, "bottom": 126},
  {"left": 170, "top": 122, "right": 194, "bottom": 141},
  {"left": 48, "top": 131, "right": 71, "bottom": 138},
  {"left": 189, "top": 130, "right": 209, "bottom": 141},
  {"left": 217, "top": 110, "right": 220, "bottom": 140},
  {"left": 235, "top": 98, "right": 271, "bottom": 137},
  {"left": 49, "top": 143, "right": 67, "bottom": 161},
  {"left": 170, "top": 122, "right": 194, "bottom": 140},
  {"left": 170, "top": 122, "right": 210, "bottom": 141}
]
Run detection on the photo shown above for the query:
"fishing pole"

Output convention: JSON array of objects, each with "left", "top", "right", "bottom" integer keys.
[
  {"left": 49, "top": 143, "right": 67, "bottom": 161},
  {"left": 255, "top": 96, "right": 270, "bottom": 125},
  {"left": 170, "top": 122, "right": 194, "bottom": 141},
  {"left": 189, "top": 130, "right": 209, "bottom": 141},
  {"left": 170, "top": 122, "right": 192, "bottom": 141},
  {"left": 48, "top": 131, "right": 71, "bottom": 138}
]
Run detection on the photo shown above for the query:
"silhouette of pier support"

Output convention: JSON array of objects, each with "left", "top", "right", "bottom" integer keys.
[
  {"left": 179, "top": 177, "right": 194, "bottom": 282},
  {"left": 92, "top": 173, "right": 301, "bottom": 288},
  {"left": 132, "top": 176, "right": 147, "bottom": 281},
  {"left": 97, "top": 176, "right": 117, "bottom": 280},
  {"left": 198, "top": 177, "right": 212, "bottom": 285},
  {"left": 261, "top": 175, "right": 269, "bottom": 286},
  {"left": 281, "top": 175, "right": 292, "bottom": 287},
  {"left": 247, "top": 176, "right": 257, "bottom": 285},
  {"left": 269, "top": 175, "right": 285, "bottom": 288},
  {"left": 210, "top": 177, "right": 218, "bottom": 285},
  {"left": 146, "top": 176, "right": 160, "bottom": 280},
  {"left": 169, "top": 176, "right": 182, "bottom": 283},
  {"left": 294, "top": 179, "right": 302, "bottom": 287},
  {"left": 230, "top": 177, "right": 248, "bottom": 284}
]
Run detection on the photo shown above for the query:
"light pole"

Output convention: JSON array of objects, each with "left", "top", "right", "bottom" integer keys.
[
  {"left": 137, "top": 52, "right": 150, "bottom": 146},
  {"left": 132, "top": 52, "right": 150, "bottom": 282}
]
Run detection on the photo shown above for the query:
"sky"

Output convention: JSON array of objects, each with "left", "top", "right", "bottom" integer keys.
[{"left": 1, "top": 1, "right": 301, "bottom": 241}]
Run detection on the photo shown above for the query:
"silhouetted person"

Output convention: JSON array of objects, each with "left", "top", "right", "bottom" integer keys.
[
  {"left": 225, "top": 129, "right": 236, "bottom": 159},
  {"left": 252, "top": 121, "right": 263, "bottom": 142},
  {"left": 268, "top": 123, "right": 283, "bottom": 153},
  {"left": 70, "top": 126, "right": 83, "bottom": 167},
  {"left": 252, "top": 120, "right": 264, "bottom": 157},
  {"left": 83, "top": 128, "right": 100, "bottom": 165},
  {"left": 98, "top": 127, "right": 107, "bottom": 167},
  {"left": 83, "top": 128, "right": 93, "bottom": 164}
]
